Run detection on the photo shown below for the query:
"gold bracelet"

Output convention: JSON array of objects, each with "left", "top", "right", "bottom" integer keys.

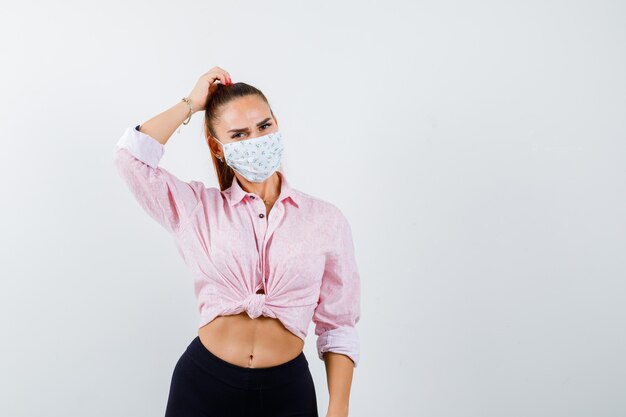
[
  {"left": 181, "top": 97, "right": 193, "bottom": 125},
  {"left": 177, "top": 97, "right": 193, "bottom": 134}
]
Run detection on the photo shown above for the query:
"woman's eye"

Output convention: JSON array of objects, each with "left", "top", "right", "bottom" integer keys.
[{"left": 231, "top": 123, "right": 271, "bottom": 139}]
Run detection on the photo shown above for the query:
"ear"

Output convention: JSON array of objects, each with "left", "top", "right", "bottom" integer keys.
[{"left": 207, "top": 135, "right": 222, "bottom": 158}]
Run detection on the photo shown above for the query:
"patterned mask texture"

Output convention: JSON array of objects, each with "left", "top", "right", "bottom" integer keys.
[{"left": 221, "top": 131, "right": 284, "bottom": 183}]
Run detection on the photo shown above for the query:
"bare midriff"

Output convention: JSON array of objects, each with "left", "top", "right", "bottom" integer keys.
[
  {"left": 198, "top": 310, "right": 305, "bottom": 369},
  {"left": 198, "top": 204, "right": 305, "bottom": 368}
]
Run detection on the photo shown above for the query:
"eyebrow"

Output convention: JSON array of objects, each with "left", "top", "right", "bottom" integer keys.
[{"left": 227, "top": 117, "right": 273, "bottom": 133}]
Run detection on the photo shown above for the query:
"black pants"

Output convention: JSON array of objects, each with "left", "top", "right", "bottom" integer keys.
[{"left": 164, "top": 336, "right": 319, "bottom": 417}]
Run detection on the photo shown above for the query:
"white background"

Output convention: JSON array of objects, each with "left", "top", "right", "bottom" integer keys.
[{"left": 1, "top": 1, "right": 625, "bottom": 416}]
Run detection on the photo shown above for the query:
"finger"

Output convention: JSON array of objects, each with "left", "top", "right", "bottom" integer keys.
[
  {"left": 209, "top": 73, "right": 225, "bottom": 85},
  {"left": 206, "top": 68, "right": 223, "bottom": 81},
  {"left": 217, "top": 68, "right": 231, "bottom": 85},
  {"left": 208, "top": 68, "right": 229, "bottom": 85},
  {"left": 222, "top": 71, "right": 231, "bottom": 85},
  {"left": 213, "top": 69, "right": 227, "bottom": 84}
]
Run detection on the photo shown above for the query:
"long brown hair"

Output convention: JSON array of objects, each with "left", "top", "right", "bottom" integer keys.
[{"left": 204, "top": 82, "right": 276, "bottom": 190}]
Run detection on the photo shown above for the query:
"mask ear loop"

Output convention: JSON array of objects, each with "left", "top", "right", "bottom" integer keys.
[{"left": 212, "top": 136, "right": 224, "bottom": 162}]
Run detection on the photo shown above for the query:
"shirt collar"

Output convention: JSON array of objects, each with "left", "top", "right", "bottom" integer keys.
[{"left": 227, "top": 170, "right": 300, "bottom": 208}]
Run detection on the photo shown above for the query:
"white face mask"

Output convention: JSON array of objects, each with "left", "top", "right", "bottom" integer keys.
[{"left": 214, "top": 131, "right": 284, "bottom": 183}]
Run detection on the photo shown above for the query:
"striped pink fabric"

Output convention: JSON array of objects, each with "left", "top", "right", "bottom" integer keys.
[{"left": 113, "top": 125, "right": 361, "bottom": 367}]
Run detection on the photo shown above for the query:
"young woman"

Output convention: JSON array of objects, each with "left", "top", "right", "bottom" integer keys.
[{"left": 114, "top": 67, "right": 361, "bottom": 417}]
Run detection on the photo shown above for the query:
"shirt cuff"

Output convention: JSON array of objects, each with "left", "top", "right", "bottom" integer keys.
[
  {"left": 317, "top": 326, "right": 360, "bottom": 367},
  {"left": 115, "top": 125, "right": 164, "bottom": 168}
]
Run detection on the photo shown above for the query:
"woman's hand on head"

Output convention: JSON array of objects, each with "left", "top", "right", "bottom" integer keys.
[{"left": 187, "top": 67, "right": 232, "bottom": 113}]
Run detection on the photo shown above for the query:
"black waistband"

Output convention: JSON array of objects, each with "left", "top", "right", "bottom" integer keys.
[{"left": 183, "top": 336, "right": 309, "bottom": 389}]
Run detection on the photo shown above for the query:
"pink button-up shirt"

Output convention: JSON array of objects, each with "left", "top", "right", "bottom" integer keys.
[{"left": 113, "top": 125, "right": 361, "bottom": 367}]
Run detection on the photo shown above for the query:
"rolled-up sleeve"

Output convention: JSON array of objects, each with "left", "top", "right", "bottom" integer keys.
[
  {"left": 113, "top": 125, "right": 205, "bottom": 234},
  {"left": 313, "top": 210, "right": 361, "bottom": 367}
]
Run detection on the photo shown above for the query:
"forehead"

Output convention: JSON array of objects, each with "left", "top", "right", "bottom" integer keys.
[{"left": 218, "top": 95, "right": 272, "bottom": 127}]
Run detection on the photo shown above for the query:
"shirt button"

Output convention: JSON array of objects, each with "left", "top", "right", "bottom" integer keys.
[
  {"left": 250, "top": 195, "right": 255, "bottom": 199},
  {"left": 259, "top": 213, "right": 265, "bottom": 218}
]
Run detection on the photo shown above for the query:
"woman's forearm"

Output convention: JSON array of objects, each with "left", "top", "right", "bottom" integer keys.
[
  {"left": 136, "top": 68, "right": 232, "bottom": 145},
  {"left": 323, "top": 352, "right": 355, "bottom": 416},
  {"left": 137, "top": 100, "right": 198, "bottom": 145}
]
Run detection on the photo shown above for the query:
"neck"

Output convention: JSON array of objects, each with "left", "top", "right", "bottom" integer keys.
[{"left": 236, "top": 171, "right": 281, "bottom": 202}]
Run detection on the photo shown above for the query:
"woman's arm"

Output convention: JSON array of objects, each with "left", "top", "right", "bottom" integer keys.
[
  {"left": 312, "top": 210, "right": 361, "bottom": 417},
  {"left": 137, "top": 65, "right": 231, "bottom": 143},
  {"left": 323, "top": 353, "right": 354, "bottom": 417},
  {"left": 113, "top": 124, "right": 205, "bottom": 235},
  {"left": 113, "top": 67, "right": 232, "bottom": 234},
  {"left": 135, "top": 100, "right": 198, "bottom": 145}
]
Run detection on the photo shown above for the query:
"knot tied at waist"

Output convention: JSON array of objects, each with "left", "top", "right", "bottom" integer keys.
[{"left": 242, "top": 293, "right": 266, "bottom": 319}]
